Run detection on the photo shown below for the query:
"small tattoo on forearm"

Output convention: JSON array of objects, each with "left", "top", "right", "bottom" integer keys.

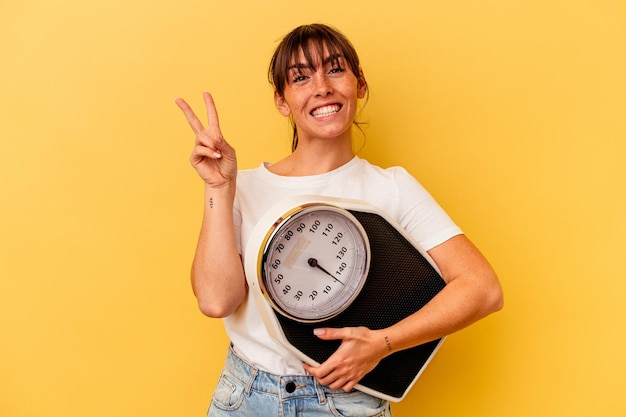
[
  {"left": 384, "top": 336, "right": 392, "bottom": 352},
  {"left": 209, "top": 197, "right": 214, "bottom": 209}
]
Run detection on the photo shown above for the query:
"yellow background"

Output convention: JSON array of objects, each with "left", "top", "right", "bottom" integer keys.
[{"left": 1, "top": 0, "right": 624, "bottom": 416}]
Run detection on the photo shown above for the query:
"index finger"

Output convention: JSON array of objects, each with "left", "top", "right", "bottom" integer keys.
[{"left": 174, "top": 97, "right": 205, "bottom": 135}]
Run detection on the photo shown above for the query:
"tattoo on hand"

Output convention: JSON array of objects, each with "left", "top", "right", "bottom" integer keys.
[{"left": 209, "top": 197, "right": 214, "bottom": 209}]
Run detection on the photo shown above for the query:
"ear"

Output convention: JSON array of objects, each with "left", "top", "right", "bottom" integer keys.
[
  {"left": 274, "top": 91, "right": 291, "bottom": 117},
  {"left": 356, "top": 68, "right": 367, "bottom": 99}
]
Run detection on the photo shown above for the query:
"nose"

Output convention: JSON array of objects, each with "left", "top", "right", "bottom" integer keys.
[{"left": 314, "top": 73, "right": 332, "bottom": 97}]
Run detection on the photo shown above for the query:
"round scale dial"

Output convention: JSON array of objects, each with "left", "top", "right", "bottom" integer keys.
[{"left": 260, "top": 204, "right": 370, "bottom": 323}]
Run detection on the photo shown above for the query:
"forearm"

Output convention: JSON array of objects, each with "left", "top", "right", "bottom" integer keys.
[
  {"left": 383, "top": 277, "right": 500, "bottom": 353},
  {"left": 382, "top": 235, "right": 503, "bottom": 354},
  {"left": 191, "top": 183, "right": 246, "bottom": 317},
  {"left": 304, "top": 276, "right": 500, "bottom": 391}
]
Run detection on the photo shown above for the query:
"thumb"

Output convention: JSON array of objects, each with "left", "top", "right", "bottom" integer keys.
[
  {"left": 215, "top": 134, "right": 236, "bottom": 157},
  {"left": 313, "top": 328, "right": 345, "bottom": 341}
]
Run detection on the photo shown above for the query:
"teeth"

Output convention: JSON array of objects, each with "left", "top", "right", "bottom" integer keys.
[{"left": 311, "top": 104, "right": 341, "bottom": 117}]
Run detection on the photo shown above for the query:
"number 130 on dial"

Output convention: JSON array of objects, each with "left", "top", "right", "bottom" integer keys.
[{"left": 260, "top": 204, "right": 371, "bottom": 323}]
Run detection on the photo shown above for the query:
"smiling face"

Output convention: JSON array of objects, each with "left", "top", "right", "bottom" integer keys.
[
  {"left": 274, "top": 46, "right": 367, "bottom": 145},
  {"left": 268, "top": 24, "right": 368, "bottom": 150}
]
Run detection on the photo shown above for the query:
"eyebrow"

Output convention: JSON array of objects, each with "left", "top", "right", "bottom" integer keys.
[{"left": 288, "top": 53, "right": 344, "bottom": 71}]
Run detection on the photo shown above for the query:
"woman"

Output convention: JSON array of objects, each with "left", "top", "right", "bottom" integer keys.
[{"left": 175, "top": 23, "right": 503, "bottom": 417}]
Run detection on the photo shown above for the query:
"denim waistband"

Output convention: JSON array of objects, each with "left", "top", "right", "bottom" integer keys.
[{"left": 225, "top": 344, "right": 352, "bottom": 404}]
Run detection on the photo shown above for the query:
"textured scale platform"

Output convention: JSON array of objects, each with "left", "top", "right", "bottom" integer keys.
[{"left": 275, "top": 210, "right": 446, "bottom": 400}]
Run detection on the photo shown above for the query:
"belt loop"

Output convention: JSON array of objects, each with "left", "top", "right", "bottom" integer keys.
[
  {"left": 229, "top": 343, "right": 257, "bottom": 396},
  {"left": 244, "top": 366, "right": 257, "bottom": 396},
  {"left": 314, "top": 379, "right": 327, "bottom": 405}
]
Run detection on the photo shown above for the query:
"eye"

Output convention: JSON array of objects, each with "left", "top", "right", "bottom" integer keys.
[
  {"left": 329, "top": 65, "right": 345, "bottom": 74},
  {"left": 289, "top": 67, "right": 310, "bottom": 84}
]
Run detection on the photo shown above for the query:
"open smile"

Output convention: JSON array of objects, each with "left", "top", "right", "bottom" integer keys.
[{"left": 310, "top": 104, "right": 342, "bottom": 118}]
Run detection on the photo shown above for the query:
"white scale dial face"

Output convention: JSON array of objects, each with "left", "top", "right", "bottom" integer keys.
[{"left": 261, "top": 205, "right": 370, "bottom": 322}]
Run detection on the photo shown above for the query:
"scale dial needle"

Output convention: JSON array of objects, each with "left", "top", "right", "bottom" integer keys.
[{"left": 307, "top": 258, "right": 345, "bottom": 286}]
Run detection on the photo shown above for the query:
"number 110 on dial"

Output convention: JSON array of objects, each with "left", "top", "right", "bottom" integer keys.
[{"left": 260, "top": 205, "right": 371, "bottom": 323}]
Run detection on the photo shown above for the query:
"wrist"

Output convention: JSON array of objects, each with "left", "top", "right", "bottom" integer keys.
[
  {"left": 373, "top": 329, "right": 396, "bottom": 359},
  {"left": 384, "top": 335, "right": 393, "bottom": 353},
  {"left": 203, "top": 181, "right": 236, "bottom": 210},
  {"left": 204, "top": 180, "right": 236, "bottom": 196}
]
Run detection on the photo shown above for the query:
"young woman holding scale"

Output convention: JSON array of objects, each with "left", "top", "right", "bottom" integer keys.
[{"left": 176, "top": 23, "right": 503, "bottom": 417}]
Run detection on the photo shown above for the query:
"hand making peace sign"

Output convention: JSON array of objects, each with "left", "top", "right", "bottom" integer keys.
[{"left": 175, "top": 92, "right": 237, "bottom": 188}]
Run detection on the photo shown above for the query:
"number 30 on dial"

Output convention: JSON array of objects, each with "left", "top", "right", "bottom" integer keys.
[{"left": 259, "top": 204, "right": 371, "bottom": 323}]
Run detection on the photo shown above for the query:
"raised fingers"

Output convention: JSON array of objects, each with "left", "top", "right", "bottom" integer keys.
[{"left": 174, "top": 97, "right": 205, "bottom": 135}]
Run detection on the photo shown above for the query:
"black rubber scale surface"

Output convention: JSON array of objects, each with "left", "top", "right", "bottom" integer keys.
[{"left": 275, "top": 210, "right": 446, "bottom": 400}]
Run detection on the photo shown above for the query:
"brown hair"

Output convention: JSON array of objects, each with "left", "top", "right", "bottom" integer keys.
[{"left": 268, "top": 24, "right": 368, "bottom": 151}]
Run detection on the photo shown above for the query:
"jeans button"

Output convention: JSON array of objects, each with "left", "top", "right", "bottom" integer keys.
[{"left": 285, "top": 381, "right": 296, "bottom": 393}]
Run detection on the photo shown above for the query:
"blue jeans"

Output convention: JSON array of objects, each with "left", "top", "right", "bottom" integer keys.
[{"left": 208, "top": 345, "right": 392, "bottom": 417}]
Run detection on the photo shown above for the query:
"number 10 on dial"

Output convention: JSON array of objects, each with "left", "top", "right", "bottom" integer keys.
[{"left": 259, "top": 205, "right": 371, "bottom": 323}]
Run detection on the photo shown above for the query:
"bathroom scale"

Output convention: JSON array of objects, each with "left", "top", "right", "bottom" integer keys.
[{"left": 244, "top": 195, "right": 446, "bottom": 401}]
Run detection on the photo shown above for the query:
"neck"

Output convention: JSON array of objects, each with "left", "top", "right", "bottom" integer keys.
[{"left": 268, "top": 138, "right": 355, "bottom": 176}]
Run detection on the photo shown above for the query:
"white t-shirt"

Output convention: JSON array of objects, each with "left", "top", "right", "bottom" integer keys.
[{"left": 225, "top": 156, "right": 462, "bottom": 374}]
